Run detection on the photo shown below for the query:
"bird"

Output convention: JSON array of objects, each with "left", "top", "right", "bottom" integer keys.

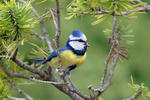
[{"left": 32, "top": 30, "right": 89, "bottom": 91}]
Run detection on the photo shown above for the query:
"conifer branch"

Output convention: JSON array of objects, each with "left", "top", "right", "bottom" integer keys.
[
  {"left": 9, "top": 9, "right": 20, "bottom": 41},
  {"left": 68, "top": 1, "right": 150, "bottom": 16},
  {"left": 17, "top": 0, "right": 53, "bottom": 53}
]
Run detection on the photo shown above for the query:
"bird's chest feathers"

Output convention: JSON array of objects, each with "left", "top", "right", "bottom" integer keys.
[{"left": 50, "top": 50, "right": 86, "bottom": 68}]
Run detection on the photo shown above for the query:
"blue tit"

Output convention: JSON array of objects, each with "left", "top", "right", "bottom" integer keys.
[{"left": 32, "top": 30, "right": 89, "bottom": 91}]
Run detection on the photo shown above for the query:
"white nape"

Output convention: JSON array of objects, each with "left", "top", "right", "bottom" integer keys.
[{"left": 69, "top": 34, "right": 87, "bottom": 41}]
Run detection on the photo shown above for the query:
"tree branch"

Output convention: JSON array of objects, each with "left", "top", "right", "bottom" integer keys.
[
  {"left": 0, "top": 55, "right": 46, "bottom": 78},
  {"left": 0, "top": 63, "right": 34, "bottom": 79},
  {"left": 99, "top": 15, "right": 117, "bottom": 89},
  {"left": 87, "top": 15, "right": 122, "bottom": 100},
  {"left": 0, "top": 64, "right": 64, "bottom": 85},
  {"left": 0, "top": 55, "right": 90, "bottom": 100}
]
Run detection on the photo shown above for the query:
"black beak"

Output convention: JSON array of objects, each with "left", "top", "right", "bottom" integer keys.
[{"left": 85, "top": 41, "right": 90, "bottom": 47}]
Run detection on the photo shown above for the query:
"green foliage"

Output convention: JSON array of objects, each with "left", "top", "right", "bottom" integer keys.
[
  {"left": 103, "top": 19, "right": 134, "bottom": 45},
  {"left": 0, "top": 0, "right": 36, "bottom": 54},
  {"left": 28, "top": 42, "right": 48, "bottom": 59},
  {"left": 0, "top": 69, "right": 11, "bottom": 99},
  {"left": 128, "top": 76, "right": 150, "bottom": 100},
  {"left": 100, "top": 0, "right": 134, "bottom": 14},
  {"left": 91, "top": 14, "right": 108, "bottom": 25},
  {"left": 66, "top": 0, "right": 146, "bottom": 25}
]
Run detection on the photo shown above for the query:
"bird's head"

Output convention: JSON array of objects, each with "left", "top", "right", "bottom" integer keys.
[{"left": 66, "top": 30, "right": 89, "bottom": 55}]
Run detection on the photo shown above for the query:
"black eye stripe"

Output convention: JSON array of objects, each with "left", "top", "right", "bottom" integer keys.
[
  {"left": 70, "top": 39, "right": 85, "bottom": 42},
  {"left": 78, "top": 39, "right": 85, "bottom": 42}
]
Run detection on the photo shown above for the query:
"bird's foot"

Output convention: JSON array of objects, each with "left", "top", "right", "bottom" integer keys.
[
  {"left": 56, "top": 69, "right": 76, "bottom": 92},
  {"left": 66, "top": 74, "right": 77, "bottom": 93},
  {"left": 56, "top": 68, "right": 66, "bottom": 79}
]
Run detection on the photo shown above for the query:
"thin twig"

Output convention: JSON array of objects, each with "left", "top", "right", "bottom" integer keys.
[
  {"left": 112, "top": 16, "right": 117, "bottom": 39},
  {"left": 55, "top": 0, "right": 61, "bottom": 43},
  {"left": 53, "top": 40, "right": 63, "bottom": 68},
  {"left": 54, "top": 0, "right": 63, "bottom": 68},
  {"left": 30, "top": 77, "right": 65, "bottom": 85},
  {"left": 40, "top": 21, "right": 54, "bottom": 52},
  {"left": 32, "top": 33, "right": 45, "bottom": 40},
  {"left": 49, "top": 8, "right": 57, "bottom": 29},
  {"left": 99, "top": 43, "right": 114, "bottom": 89},
  {"left": 93, "top": 56, "right": 118, "bottom": 100},
  {"left": 103, "top": 55, "right": 118, "bottom": 91},
  {"left": 49, "top": 8, "right": 63, "bottom": 67},
  {"left": 8, "top": 77, "right": 34, "bottom": 100},
  {"left": 9, "top": 97, "right": 26, "bottom": 100}
]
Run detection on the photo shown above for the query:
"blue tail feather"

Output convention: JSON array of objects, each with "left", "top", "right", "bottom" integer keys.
[{"left": 32, "top": 59, "right": 45, "bottom": 63}]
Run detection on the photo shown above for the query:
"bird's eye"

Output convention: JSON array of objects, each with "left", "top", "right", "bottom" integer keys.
[{"left": 78, "top": 39, "right": 85, "bottom": 42}]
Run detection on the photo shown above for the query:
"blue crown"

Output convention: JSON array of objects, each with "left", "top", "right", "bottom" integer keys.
[{"left": 71, "top": 30, "right": 83, "bottom": 37}]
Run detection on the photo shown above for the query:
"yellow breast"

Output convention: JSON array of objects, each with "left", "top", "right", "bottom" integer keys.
[{"left": 49, "top": 50, "right": 87, "bottom": 68}]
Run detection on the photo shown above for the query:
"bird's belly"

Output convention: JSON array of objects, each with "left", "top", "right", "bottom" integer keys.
[{"left": 50, "top": 50, "right": 86, "bottom": 68}]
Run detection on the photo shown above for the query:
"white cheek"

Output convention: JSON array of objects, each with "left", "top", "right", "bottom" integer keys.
[{"left": 69, "top": 41, "right": 85, "bottom": 50}]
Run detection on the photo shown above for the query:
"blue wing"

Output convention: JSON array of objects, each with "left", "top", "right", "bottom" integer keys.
[
  {"left": 45, "top": 47, "right": 67, "bottom": 62},
  {"left": 32, "top": 59, "right": 45, "bottom": 63},
  {"left": 32, "top": 47, "right": 67, "bottom": 64}
]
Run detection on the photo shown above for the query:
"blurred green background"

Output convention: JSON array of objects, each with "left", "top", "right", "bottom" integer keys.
[{"left": 11, "top": 0, "right": 150, "bottom": 100}]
